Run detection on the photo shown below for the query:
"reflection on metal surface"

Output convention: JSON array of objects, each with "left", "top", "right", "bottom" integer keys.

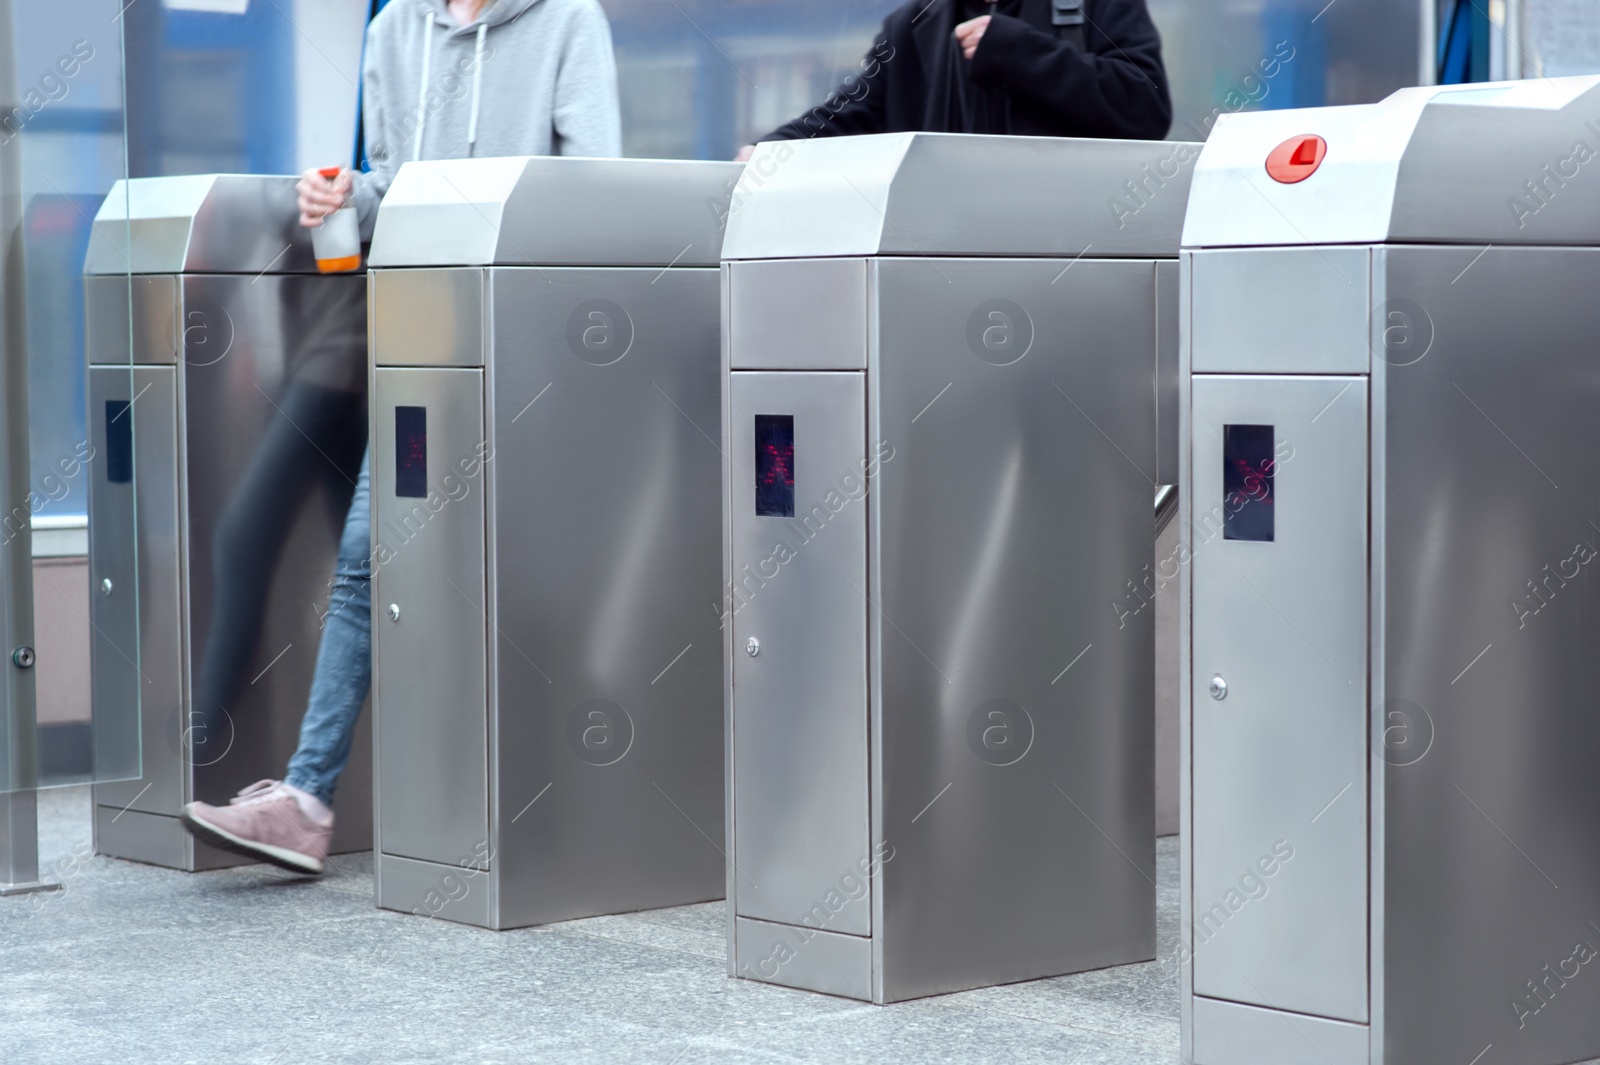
[
  {"left": 1155, "top": 484, "right": 1179, "bottom": 536},
  {"left": 583, "top": 399, "right": 679, "bottom": 681},
  {"left": 943, "top": 439, "right": 1024, "bottom": 690}
]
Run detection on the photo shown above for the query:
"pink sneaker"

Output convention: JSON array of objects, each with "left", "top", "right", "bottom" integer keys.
[{"left": 180, "top": 780, "right": 332, "bottom": 875}]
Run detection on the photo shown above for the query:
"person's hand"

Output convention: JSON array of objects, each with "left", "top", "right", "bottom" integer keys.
[
  {"left": 954, "top": 15, "right": 991, "bottom": 60},
  {"left": 297, "top": 167, "right": 353, "bottom": 229},
  {"left": 735, "top": 145, "right": 756, "bottom": 162}
]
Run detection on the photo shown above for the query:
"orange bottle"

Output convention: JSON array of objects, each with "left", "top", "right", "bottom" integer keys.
[{"left": 311, "top": 166, "right": 361, "bottom": 273}]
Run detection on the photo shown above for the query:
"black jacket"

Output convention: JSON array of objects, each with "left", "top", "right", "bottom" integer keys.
[{"left": 761, "top": 0, "right": 1171, "bottom": 143}]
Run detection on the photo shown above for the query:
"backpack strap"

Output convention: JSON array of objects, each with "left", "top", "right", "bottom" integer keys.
[{"left": 1052, "top": 0, "right": 1087, "bottom": 50}]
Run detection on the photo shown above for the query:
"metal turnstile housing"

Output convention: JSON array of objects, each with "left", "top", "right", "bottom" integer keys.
[
  {"left": 366, "top": 156, "right": 740, "bottom": 929},
  {"left": 723, "top": 132, "right": 1197, "bottom": 1002},
  {"left": 86, "top": 176, "right": 372, "bottom": 870},
  {"left": 1180, "top": 76, "right": 1600, "bottom": 1064}
]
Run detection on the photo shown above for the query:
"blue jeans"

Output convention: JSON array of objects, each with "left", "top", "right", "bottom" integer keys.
[{"left": 286, "top": 450, "right": 371, "bottom": 806}]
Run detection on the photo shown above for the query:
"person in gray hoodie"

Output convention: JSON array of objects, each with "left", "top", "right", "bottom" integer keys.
[
  {"left": 179, "top": 0, "right": 622, "bottom": 875},
  {"left": 309, "top": 0, "right": 621, "bottom": 235}
]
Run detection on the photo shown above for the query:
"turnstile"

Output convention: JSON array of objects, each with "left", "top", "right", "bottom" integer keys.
[
  {"left": 1180, "top": 77, "right": 1600, "bottom": 1064},
  {"left": 86, "top": 176, "right": 372, "bottom": 870},
  {"left": 366, "top": 156, "right": 740, "bottom": 929},
  {"left": 722, "top": 133, "right": 1197, "bottom": 1002}
]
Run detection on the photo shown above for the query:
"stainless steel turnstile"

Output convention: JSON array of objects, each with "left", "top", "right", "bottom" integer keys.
[
  {"left": 366, "top": 156, "right": 739, "bottom": 929},
  {"left": 1180, "top": 76, "right": 1600, "bottom": 1065},
  {"left": 722, "top": 133, "right": 1196, "bottom": 1002},
  {"left": 86, "top": 176, "right": 372, "bottom": 870}
]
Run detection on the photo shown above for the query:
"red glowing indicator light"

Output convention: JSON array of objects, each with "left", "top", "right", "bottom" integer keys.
[
  {"left": 760, "top": 442, "right": 794, "bottom": 488},
  {"left": 1265, "top": 134, "right": 1327, "bottom": 184}
]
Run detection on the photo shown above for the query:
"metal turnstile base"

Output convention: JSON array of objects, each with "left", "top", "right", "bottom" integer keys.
[{"left": 0, "top": 880, "right": 61, "bottom": 897}]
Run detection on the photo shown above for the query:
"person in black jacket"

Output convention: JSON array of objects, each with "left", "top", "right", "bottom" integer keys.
[{"left": 737, "top": 0, "right": 1170, "bottom": 157}]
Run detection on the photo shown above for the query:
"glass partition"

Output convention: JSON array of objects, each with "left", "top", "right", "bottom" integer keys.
[
  {"left": 66, "top": 1, "right": 370, "bottom": 835},
  {"left": 9, "top": 0, "right": 370, "bottom": 803},
  {"left": 3, "top": 0, "right": 139, "bottom": 792}
]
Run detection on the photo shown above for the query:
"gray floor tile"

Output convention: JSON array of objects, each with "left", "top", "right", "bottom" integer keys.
[
  {"left": 714, "top": 995, "right": 1142, "bottom": 1065},
  {"left": 4, "top": 787, "right": 1187, "bottom": 1064},
  {"left": 559, "top": 909, "right": 727, "bottom": 963}
]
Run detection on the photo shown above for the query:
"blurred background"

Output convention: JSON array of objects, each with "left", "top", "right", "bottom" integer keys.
[
  {"left": 17, "top": 0, "right": 1600, "bottom": 522},
  {"left": 4, "top": 0, "right": 1598, "bottom": 770}
]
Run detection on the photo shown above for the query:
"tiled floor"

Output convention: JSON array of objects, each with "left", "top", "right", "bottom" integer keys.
[{"left": 1, "top": 787, "right": 1179, "bottom": 1064}]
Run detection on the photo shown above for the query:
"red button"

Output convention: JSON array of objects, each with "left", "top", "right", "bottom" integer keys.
[{"left": 1265, "top": 135, "right": 1327, "bottom": 184}]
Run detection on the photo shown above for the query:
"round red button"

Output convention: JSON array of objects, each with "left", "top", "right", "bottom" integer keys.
[{"left": 1265, "top": 135, "right": 1327, "bottom": 184}]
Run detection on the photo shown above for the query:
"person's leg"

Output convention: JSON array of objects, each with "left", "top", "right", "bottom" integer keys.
[
  {"left": 191, "top": 381, "right": 358, "bottom": 762},
  {"left": 284, "top": 449, "right": 372, "bottom": 807},
  {"left": 180, "top": 450, "right": 371, "bottom": 874}
]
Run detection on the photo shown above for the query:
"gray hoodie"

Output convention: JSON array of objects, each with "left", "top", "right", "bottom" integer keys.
[{"left": 352, "top": 0, "right": 622, "bottom": 236}]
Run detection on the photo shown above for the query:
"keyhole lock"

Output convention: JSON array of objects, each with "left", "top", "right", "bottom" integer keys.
[
  {"left": 101, "top": 578, "right": 113, "bottom": 596},
  {"left": 12, "top": 647, "right": 35, "bottom": 669},
  {"left": 1209, "top": 675, "right": 1228, "bottom": 701},
  {"left": 388, "top": 604, "right": 401, "bottom": 622},
  {"left": 746, "top": 637, "right": 760, "bottom": 658}
]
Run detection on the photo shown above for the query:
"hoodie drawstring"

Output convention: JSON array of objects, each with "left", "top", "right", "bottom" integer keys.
[
  {"left": 467, "top": 22, "right": 487, "bottom": 156},
  {"left": 412, "top": 12, "right": 434, "bottom": 162}
]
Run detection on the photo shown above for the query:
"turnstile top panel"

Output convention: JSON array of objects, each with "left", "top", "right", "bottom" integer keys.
[
  {"left": 85, "top": 175, "right": 316, "bottom": 275},
  {"left": 720, "top": 132, "right": 1200, "bottom": 261},
  {"left": 367, "top": 156, "right": 744, "bottom": 268},
  {"left": 1183, "top": 74, "right": 1600, "bottom": 249}
]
